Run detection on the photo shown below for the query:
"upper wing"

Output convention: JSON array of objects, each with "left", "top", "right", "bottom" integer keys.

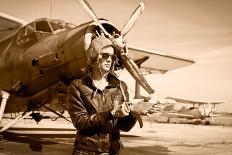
[
  {"left": 0, "top": 12, "right": 27, "bottom": 42},
  {"left": 167, "top": 112, "right": 195, "bottom": 118},
  {"left": 128, "top": 45, "right": 194, "bottom": 74},
  {"left": 166, "top": 97, "right": 224, "bottom": 105}
]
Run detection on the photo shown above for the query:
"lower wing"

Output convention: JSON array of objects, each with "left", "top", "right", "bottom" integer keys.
[{"left": 128, "top": 45, "right": 194, "bottom": 74}]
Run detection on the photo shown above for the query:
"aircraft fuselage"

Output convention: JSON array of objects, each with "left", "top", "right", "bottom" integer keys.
[{"left": 0, "top": 20, "right": 95, "bottom": 96}]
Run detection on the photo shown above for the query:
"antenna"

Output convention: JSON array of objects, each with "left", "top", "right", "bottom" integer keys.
[{"left": 50, "top": 0, "right": 53, "bottom": 18}]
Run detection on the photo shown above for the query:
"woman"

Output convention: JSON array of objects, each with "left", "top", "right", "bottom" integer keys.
[{"left": 67, "top": 35, "right": 137, "bottom": 155}]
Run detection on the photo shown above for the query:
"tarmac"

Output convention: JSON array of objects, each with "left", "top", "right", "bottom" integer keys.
[{"left": 1, "top": 118, "right": 232, "bottom": 155}]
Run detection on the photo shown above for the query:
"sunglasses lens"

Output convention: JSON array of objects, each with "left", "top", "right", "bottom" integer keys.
[{"left": 101, "top": 53, "right": 116, "bottom": 60}]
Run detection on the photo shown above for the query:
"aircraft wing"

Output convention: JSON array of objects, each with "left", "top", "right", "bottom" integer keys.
[
  {"left": 166, "top": 97, "right": 224, "bottom": 105},
  {"left": 0, "top": 12, "right": 27, "bottom": 42},
  {"left": 128, "top": 45, "right": 195, "bottom": 74},
  {"left": 167, "top": 112, "right": 195, "bottom": 118}
]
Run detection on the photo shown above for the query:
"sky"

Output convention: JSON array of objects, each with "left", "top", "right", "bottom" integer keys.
[{"left": 0, "top": 0, "right": 232, "bottom": 112}]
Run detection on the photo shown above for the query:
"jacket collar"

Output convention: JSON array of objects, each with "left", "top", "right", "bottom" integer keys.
[{"left": 82, "top": 73, "right": 120, "bottom": 92}]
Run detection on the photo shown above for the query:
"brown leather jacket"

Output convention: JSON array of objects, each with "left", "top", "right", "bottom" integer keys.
[{"left": 67, "top": 74, "right": 137, "bottom": 153}]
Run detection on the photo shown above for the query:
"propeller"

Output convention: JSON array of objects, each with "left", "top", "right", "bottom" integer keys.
[
  {"left": 121, "top": 2, "right": 145, "bottom": 36},
  {"left": 78, "top": 0, "right": 111, "bottom": 38},
  {"left": 78, "top": 0, "right": 154, "bottom": 94}
]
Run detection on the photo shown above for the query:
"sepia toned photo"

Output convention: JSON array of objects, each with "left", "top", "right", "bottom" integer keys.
[{"left": 0, "top": 0, "right": 232, "bottom": 154}]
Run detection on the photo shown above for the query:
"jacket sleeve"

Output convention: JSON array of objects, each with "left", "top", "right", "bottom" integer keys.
[
  {"left": 116, "top": 81, "right": 137, "bottom": 132},
  {"left": 117, "top": 113, "right": 137, "bottom": 132},
  {"left": 67, "top": 81, "right": 113, "bottom": 134}
]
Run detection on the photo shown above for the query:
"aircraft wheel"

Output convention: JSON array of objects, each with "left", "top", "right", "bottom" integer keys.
[
  {"left": 205, "top": 121, "right": 210, "bottom": 125},
  {"left": 194, "top": 120, "right": 201, "bottom": 125}
]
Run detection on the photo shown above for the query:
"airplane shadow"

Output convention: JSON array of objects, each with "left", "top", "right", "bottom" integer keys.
[
  {"left": 1, "top": 131, "right": 73, "bottom": 152},
  {"left": 1, "top": 131, "right": 170, "bottom": 154}
]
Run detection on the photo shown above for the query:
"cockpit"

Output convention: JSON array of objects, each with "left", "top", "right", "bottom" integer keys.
[{"left": 16, "top": 18, "right": 76, "bottom": 46}]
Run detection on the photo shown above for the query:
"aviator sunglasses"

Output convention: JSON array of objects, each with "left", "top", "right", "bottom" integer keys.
[{"left": 100, "top": 53, "right": 117, "bottom": 60}]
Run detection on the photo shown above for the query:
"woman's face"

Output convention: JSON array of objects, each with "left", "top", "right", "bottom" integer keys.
[{"left": 98, "top": 46, "right": 115, "bottom": 72}]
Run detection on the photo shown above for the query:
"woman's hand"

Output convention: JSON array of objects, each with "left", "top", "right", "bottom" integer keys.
[{"left": 111, "top": 102, "right": 132, "bottom": 118}]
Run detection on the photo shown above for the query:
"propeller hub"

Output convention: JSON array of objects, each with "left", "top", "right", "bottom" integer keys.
[{"left": 111, "top": 34, "right": 127, "bottom": 54}]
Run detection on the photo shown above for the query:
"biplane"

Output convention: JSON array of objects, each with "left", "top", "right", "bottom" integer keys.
[
  {"left": 164, "top": 97, "right": 223, "bottom": 124},
  {"left": 0, "top": 0, "right": 194, "bottom": 133}
]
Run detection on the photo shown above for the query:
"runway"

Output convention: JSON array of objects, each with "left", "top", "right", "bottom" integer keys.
[{"left": 1, "top": 120, "right": 232, "bottom": 155}]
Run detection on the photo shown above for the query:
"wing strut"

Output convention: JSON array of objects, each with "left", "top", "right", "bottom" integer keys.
[
  {"left": 0, "top": 91, "right": 9, "bottom": 123},
  {"left": 43, "top": 105, "right": 72, "bottom": 123},
  {"left": 0, "top": 111, "right": 33, "bottom": 132},
  {"left": 134, "top": 57, "right": 149, "bottom": 99}
]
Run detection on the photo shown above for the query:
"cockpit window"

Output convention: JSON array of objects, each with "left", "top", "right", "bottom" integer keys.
[
  {"left": 35, "top": 20, "right": 52, "bottom": 33},
  {"left": 18, "top": 27, "right": 26, "bottom": 37},
  {"left": 25, "top": 23, "right": 34, "bottom": 35},
  {"left": 50, "top": 21, "right": 64, "bottom": 31},
  {"left": 17, "top": 23, "right": 34, "bottom": 40},
  {"left": 16, "top": 22, "right": 36, "bottom": 45},
  {"left": 16, "top": 19, "right": 76, "bottom": 45}
]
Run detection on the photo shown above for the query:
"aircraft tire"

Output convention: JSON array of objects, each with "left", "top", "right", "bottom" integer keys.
[
  {"left": 194, "top": 120, "right": 201, "bottom": 125},
  {"left": 205, "top": 121, "right": 210, "bottom": 125}
]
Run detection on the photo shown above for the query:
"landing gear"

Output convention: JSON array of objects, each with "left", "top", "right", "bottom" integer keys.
[
  {"left": 0, "top": 90, "right": 9, "bottom": 143},
  {"left": 205, "top": 121, "right": 210, "bottom": 125},
  {"left": 0, "top": 90, "right": 71, "bottom": 132},
  {"left": 194, "top": 120, "right": 201, "bottom": 125},
  {"left": 0, "top": 91, "right": 9, "bottom": 123},
  {"left": 0, "top": 111, "right": 33, "bottom": 132}
]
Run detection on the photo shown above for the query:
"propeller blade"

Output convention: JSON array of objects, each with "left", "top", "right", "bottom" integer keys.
[
  {"left": 121, "top": 2, "right": 145, "bottom": 36},
  {"left": 121, "top": 53, "right": 154, "bottom": 94},
  {"left": 78, "top": 0, "right": 111, "bottom": 37}
]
